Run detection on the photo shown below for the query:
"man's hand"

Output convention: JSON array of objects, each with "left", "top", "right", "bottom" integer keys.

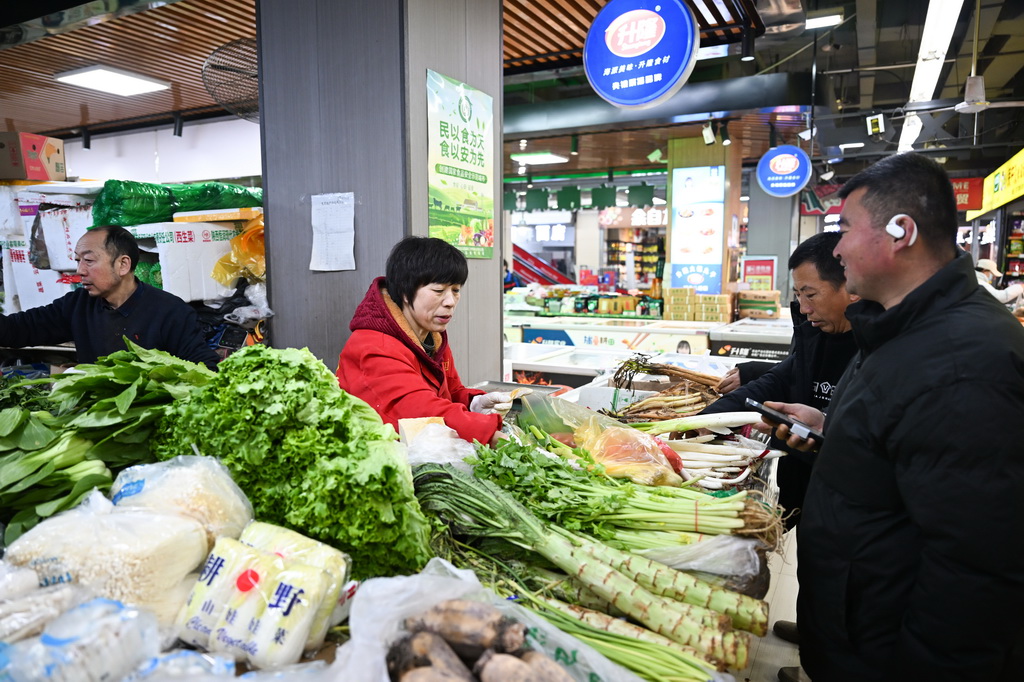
[
  {"left": 763, "top": 401, "right": 825, "bottom": 452},
  {"left": 470, "top": 391, "right": 514, "bottom": 416},
  {"left": 717, "top": 368, "right": 741, "bottom": 394}
]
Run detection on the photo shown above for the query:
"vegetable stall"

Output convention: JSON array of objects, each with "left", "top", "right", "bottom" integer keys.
[{"left": 0, "top": 344, "right": 785, "bottom": 681}]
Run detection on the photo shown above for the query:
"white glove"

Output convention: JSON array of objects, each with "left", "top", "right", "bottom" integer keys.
[{"left": 470, "top": 391, "right": 514, "bottom": 416}]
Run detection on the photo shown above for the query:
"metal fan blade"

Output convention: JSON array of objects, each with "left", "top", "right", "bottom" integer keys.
[{"left": 986, "top": 101, "right": 1024, "bottom": 109}]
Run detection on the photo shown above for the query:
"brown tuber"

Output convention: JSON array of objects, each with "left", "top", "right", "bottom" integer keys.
[
  {"left": 520, "top": 650, "right": 575, "bottom": 682},
  {"left": 387, "top": 631, "right": 475, "bottom": 682},
  {"left": 403, "top": 599, "right": 526, "bottom": 659},
  {"left": 474, "top": 650, "right": 538, "bottom": 682}
]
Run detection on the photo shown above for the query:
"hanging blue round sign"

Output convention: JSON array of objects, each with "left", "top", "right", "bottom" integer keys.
[
  {"left": 583, "top": 0, "right": 700, "bottom": 109},
  {"left": 756, "top": 145, "right": 813, "bottom": 198}
]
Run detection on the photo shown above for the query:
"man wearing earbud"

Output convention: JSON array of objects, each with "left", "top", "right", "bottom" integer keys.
[{"left": 763, "top": 153, "right": 1024, "bottom": 681}]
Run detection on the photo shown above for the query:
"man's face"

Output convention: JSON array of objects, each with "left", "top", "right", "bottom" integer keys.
[
  {"left": 835, "top": 187, "right": 890, "bottom": 300},
  {"left": 74, "top": 231, "right": 129, "bottom": 300},
  {"left": 792, "top": 262, "right": 854, "bottom": 334}
]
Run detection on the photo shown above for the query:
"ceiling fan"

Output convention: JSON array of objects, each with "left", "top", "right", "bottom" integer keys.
[{"left": 952, "top": 0, "right": 1024, "bottom": 114}]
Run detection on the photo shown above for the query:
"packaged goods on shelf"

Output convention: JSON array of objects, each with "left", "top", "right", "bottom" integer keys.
[
  {"left": 126, "top": 221, "right": 243, "bottom": 302},
  {"left": 0, "top": 234, "right": 74, "bottom": 313},
  {"left": 92, "top": 179, "right": 262, "bottom": 227},
  {"left": 0, "top": 133, "right": 66, "bottom": 181},
  {"left": 737, "top": 290, "right": 782, "bottom": 319}
]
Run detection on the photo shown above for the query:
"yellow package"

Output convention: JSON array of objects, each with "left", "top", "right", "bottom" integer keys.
[{"left": 211, "top": 214, "right": 265, "bottom": 286}]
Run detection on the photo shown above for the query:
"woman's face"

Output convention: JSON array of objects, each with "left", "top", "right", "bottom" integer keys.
[{"left": 402, "top": 282, "right": 461, "bottom": 341}]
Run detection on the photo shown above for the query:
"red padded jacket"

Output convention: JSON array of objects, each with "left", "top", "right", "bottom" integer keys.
[{"left": 336, "top": 277, "right": 500, "bottom": 444}]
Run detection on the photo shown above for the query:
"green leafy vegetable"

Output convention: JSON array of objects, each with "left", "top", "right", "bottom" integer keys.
[{"left": 153, "top": 344, "right": 432, "bottom": 579}]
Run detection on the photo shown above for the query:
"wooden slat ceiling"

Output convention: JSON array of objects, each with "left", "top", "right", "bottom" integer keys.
[{"left": 1, "top": 0, "right": 255, "bottom": 134}]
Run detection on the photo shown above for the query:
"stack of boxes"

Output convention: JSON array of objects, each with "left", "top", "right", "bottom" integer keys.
[
  {"left": 737, "top": 290, "right": 783, "bottom": 319},
  {"left": 662, "top": 287, "right": 734, "bottom": 322}
]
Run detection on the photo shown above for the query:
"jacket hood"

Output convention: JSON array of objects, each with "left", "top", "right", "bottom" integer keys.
[
  {"left": 350, "top": 277, "right": 449, "bottom": 382},
  {"left": 846, "top": 250, "right": 977, "bottom": 355}
]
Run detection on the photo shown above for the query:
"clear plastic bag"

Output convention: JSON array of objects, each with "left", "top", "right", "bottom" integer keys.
[
  {"left": 0, "top": 561, "right": 39, "bottom": 602},
  {"left": 574, "top": 416, "right": 682, "bottom": 487},
  {"left": 4, "top": 491, "right": 208, "bottom": 626},
  {"left": 330, "top": 557, "right": 646, "bottom": 682},
  {"left": 0, "top": 583, "right": 93, "bottom": 643},
  {"left": 125, "top": 650, "right": 236, "bottom": 680},
  {"left": 403, "top": 422, "right": 477, "bottom": 474},
  {"left": 635, "top": 535, "right": 763, "bottom": 578},
  {"left": 4, "top": 598, "right": 161, "bottom": 682},
  {"left": 110, "top": 455, "right": 254, "bottom": 547}
]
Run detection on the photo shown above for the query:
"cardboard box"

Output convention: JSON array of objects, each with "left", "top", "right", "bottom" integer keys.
[
  {"left": 1, "top": 237, "right": 74, "bottom": 312},
  {"left": 0, "top": 133, "right": 66, "bottom": 181},
  {"left": 38, "top": 204, "right": 93, "bottom": 272},
  {"left": 173, "top": 207, "right": 263, "bottom": 223},
  {"left": 126, "top": 222, "right": 243, "bottom": 302}
]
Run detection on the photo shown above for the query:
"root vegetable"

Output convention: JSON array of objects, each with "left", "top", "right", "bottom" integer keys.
[
  {"left": 520, "top": 650, "right": 575, "bottom": 681},
  {"left": 404, "top": 599, "right": 525, "bottom": 658},
  {"left": 399, "top": 668, "right": 468, "bottom": 682},
  {"left": 387, "top": 631, "right": 475, "bottom": 682},
  {"left": 474, "top": 650, "right": 536, "bottom": 682}
]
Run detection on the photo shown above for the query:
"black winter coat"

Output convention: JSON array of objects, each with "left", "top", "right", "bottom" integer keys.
[
  {"left": 797, "top": 252, "right": 1024, "bottom": 681},
  {"left": 703, "top": 318, "right": 857, "bottom": 526}
]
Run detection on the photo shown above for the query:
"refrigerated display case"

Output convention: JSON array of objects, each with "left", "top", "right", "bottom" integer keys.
[
  {"left": 508, "top": 315, "right": 719, "bottom": 354},
  {"left": 709, "top": 317, "right": 794, "bottom": 361}
]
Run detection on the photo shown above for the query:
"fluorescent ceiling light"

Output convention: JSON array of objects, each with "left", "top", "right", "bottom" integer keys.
[
  {"left": 740, "top": 195, "right": 750, "bottom": 202},
  {"left": 510, "top": 152, "right": 569, "bottom": 165},
  {"left": 838, "top": 142, "right": 865, "bottom": 150},
  {"left": 806, "top": 14, "right": 843, "bottom": 29},
  {"left": 55, "top": 65, "right": 170, "bottom": 96},
  {"left": 898, "top": 0, "right": 965, "bottom": 150}
]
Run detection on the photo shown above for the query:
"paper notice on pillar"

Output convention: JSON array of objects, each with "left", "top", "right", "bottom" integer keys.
[{"left": 310, "top": 192, "right": 356, "bottom": 271}]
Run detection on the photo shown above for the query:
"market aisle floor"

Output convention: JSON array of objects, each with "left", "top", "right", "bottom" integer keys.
[{"left": 734, "top": 529, "right": 800, "bottom": 682}]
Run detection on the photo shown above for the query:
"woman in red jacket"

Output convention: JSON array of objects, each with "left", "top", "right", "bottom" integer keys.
[{"left": 336, "top": 237, "right": 510, "bottom": 445}]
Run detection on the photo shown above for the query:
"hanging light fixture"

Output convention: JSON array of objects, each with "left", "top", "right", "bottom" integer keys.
[
  {"left": 702, "top": 121, "right": 716, "bottom": 145},
  {"left": 720, "top": 121, "right": 731, "bottom": 146},
  {"left": 741, "top": 28, "right": 755, "bottom": 62},
  {"left": 570, "top": 134, "right": 579, "bottom": 156}
]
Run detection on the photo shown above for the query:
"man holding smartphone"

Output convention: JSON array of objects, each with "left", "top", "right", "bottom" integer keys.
[{"left": 769, "top": 153, "right": 1024, "bottom": 681}]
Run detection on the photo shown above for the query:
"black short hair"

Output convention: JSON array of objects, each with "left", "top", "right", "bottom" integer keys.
[
  {"left": 90, "top": 225, "right": 139, "bottom": 272},
  {"left": 789, "top": 231, "right": 845, "bottom": 289},
  {"left": 838, "top": 153, "right": 958, "bottom": 259},
  {"left": 385, "top": 236, "right": 468, "bottom": 307}
]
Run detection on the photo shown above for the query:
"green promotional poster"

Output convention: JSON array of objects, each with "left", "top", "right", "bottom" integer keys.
[{"left": 426, "top": 69, "right": 494, "bottom": 259}]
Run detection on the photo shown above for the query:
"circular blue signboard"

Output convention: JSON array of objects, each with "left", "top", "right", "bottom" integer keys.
[
  {"left": 756, "top": 145, "right": 813, "bottom": 198},
  {"left": 583, "top": 0, "right": 700, "bottom": 109}
]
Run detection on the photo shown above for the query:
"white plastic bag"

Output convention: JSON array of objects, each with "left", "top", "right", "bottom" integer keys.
[
  {"left": 110, "top": 455, "right": 254, "bottom": 547},
  {"left": 0, "top": 561, "right": 39, "bottom": 601},
  {"left": 0, "top": 583, "right": 92, "bottom": 643},
  {"left": 330, "top": 557, "right": 646, "bottom": 682},
  {"left": 403, "top": 423, "right": 477, "bottom": 473}
]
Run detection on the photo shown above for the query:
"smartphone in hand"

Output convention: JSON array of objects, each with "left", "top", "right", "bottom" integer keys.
[{"left": 745, "top": 398, "right": 825, "bottom": 444}]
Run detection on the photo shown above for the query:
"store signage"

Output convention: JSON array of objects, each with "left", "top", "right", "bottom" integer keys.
[
  {"left": 598, "top": 206, "right": 667, "bottom": 228},
  {"left": 756, "top": 145, "right": 812, "bottom": 198},
  {"left": 740, "top": 257, "right": 777, "bottom": 290},
  {"left": 426, "top": 69, "right": 494, "bottom": 259},
  {"left": 800, "top": 183, "right": 843, "bottom": 215},
  {"left": 967, "top": 146, "right": 1024, "bottom": 220},
  {"left": 951, "top": 177, "right": 983, "bottom": 211},
  {"left": 583, "top": 0, "right": 700, "bottom": 109},
  {"left": 669, "top": 166, "right": 725, "bottom": 294}
]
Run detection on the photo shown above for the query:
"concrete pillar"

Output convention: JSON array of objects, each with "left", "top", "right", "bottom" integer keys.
[{"left": 257, "top": 0, "right": 503, "bottom": 383}]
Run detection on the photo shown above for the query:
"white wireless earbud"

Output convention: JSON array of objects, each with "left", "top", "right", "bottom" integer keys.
[{"left": 884, "top": 214, "right": 916, "bottom": 246}]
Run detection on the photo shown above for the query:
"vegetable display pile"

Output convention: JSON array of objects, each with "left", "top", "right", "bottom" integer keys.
[
  {"left": 609, "top": 359, "right": 723, "bottom": 422},
  {"left": 152, "top": 344, "right": 433, "bottom": 579},
  {"left": 1, "top": 342, "right": 215, "bottom": 545},
  {"left": 414, "top": 463, "right": 764, "bottom": 673}
]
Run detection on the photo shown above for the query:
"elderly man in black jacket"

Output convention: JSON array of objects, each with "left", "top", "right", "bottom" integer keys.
[{"left": 769, "top": 153, "right": 1024, "bottom": 681}]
